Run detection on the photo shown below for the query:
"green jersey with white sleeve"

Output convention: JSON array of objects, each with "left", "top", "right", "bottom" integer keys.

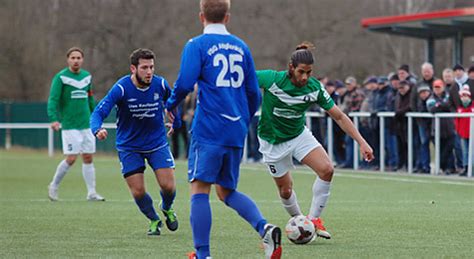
[
  {"left": 256, "top": 70, "right": 334, "bottom": 144},
  {"left": 47, "top": 68, "right": 95, "bottom": 130}
]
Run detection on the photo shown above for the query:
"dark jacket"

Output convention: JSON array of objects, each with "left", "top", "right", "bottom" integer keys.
[
  {"left": 410, "top": 77, "right": 436, "bottom": 111},
  {"left": 394, "top": 88, "right": 412, "bottom": 141},
  {"left": 373, "top": 85, "right": 396, "bottom": 131},
  {"left": 426, "top": 91, "right": 455, "bottom": 138},
  {"left": 416, "top": 93, "right": 432, "bottom": 130}
]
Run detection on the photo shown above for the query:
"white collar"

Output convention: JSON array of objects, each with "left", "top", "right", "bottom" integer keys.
[{"left": 203, "top": 24, "right": 230, "bottom": 35}]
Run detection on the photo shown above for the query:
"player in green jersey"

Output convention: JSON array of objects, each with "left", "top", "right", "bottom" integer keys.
[
  {"left": 257, "top": 42, "right": 374, "bottom": 239},
  {"left": 47, "top": 47, "right": 105, "bottom": 202}
]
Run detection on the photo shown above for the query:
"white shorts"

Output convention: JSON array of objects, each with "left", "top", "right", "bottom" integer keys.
[
  {"left": 61, "top": 129, "right": 96, "bottom": 155},
  {"left": 258, "top": 127, "right": 321, "bottom": 178}
]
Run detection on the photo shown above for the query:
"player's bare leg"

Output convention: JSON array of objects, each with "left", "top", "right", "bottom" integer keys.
[{"left": 273, "top": 173, "right": 302, "bottom": 217}]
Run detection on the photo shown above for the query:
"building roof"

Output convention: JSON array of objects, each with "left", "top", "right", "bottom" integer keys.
[{"left": 361, "top": 7, "right": 474, "bottom": 39}]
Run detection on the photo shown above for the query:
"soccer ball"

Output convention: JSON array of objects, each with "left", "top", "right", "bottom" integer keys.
[{"left": 285, "top": 215, "right": 315, "bottom": 244}]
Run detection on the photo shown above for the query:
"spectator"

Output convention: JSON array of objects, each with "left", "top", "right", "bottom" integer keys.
[
  {"left": 339, "top": 76, "right": 365, "bottom": 168},
  {"left": 394, "top": 80, "right": 413, "bottom": 171},
  {"left": 411, "top": 62, "right": 436, "bottom": 110},
  {"left": 373, "top": 76, "right": 398, "bottom": 171},
  {"left": 426, "top": 79, "right": 455, "bottom": 174},
  {"left": 442, "top": 68, "right": 455, "bottom": 89},
  {"left": 171, "top": 100, "right": 190, "bottom": 159},
  {"left": 449, "top": 64, "right": 474, "bottom": 110},
  {"left": 359, "top": 76, "right": 378, "bottom": 169},
  {"left": 454, "top": 85, "right": 474, "bottom": 177},
  {"left": 397, "top": 64, "right": 417, "bottom": 85},
  {"left": 443, "top": 68, "right": 464, "bottom": 172},
  {"left": 334, "top": 79, "right": 346, "bottom": 103},
  {"left": 411, "top": 63, "right": 436, "bottom": 173},
  {"left": 454, "top": 64, "right": 469, "bottom": 87},
  {"left": 415, "top": 83, "right": 432, "bottom": 174},
  {"left": 329, "top": 80, "right": 346, "bottom": 165},
  {"left": 468, "top": 65, "right": 474, "bottom": 80},
  {"left": 389, "top": 73, "right": 400, "bottom": 93}
]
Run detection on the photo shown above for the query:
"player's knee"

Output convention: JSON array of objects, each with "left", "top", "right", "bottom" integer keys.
[
  {"left": 160, "top": 182, "right": 175, "bottom": 194},
  {"left": 82, "top": 154, "right": 93, "bottom": 164},
  {"left": 130, "top": 187, "right": 146, "bottom": 198},
  {"left": 319, "top": 163, "right": 334, "bottom": 180},
  {"left": 279, "top": 187, "right": 293, "bottom": 200},
  {"left": 65, "top": 156, "right": 77, "bottom": 165},
  {"left": 216, "top": 187, "right": 232, "bottom": 202},
  {"left": 216, "top": 191, "right": 226, "bottom": 202}
]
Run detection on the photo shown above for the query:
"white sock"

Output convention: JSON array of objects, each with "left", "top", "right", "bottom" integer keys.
[
  {"left": 281, "top": 190, "right": 303, "bottom": 217},
  {"left": 308, "top": 178, "right": 331, "bottom": 219},
  {"left": 50, "top": 160, "right": 70, "bottom": 187},
  {"left": 82, "top": 163, "right": 96, "bottom": 195}
]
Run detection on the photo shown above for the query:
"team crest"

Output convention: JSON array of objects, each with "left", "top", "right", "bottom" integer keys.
[{"left": 154, "top": 93, "right": 160, "bottom": 100}]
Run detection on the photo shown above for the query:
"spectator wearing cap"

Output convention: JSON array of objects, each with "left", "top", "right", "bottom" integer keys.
[
  {"left": 449, "top": 64, "right": 474, "bottom": 111},
  {"left": 454, "top": 85, "right": 474, "bottom": 176},
  {"left": 373, "top": 76, "right": 398, "bottom": 171},
  {"left": 334, "top": 79, "right": 346, "bottom": 104},
  {"left": 359, "top": 76, "right": 379, "bottom": 169},
  {"left": 323, "top": 80, "right": 345, "bottom": 165},
  {"left": 394, "top": 80, "right": 413, "bottom": 170},
  {"left": 397, "top": 64, "right": 417, "bottom": 86},
  {"left": 426, "top": 79, "right": 456, "bottom": 174},
  {"left": 453, "top": 64, "right": 468, "bottom": 87},
  {"left": 339, "top": 76, "right": 365, "bottom": 168},
  {"left": 468, "top": 65, "right": 474, "bottom": 80},
  {"left": 389, "top": 73, "right": 400, "bottom": 93},
  {"left": 414, "top": 83, "right": 432, "bottom": 174}
]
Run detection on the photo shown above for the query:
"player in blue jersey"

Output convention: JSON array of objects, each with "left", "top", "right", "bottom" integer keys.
[
  {"left": 90, "top": 49, "right": 180, "bottom": 236},
  {"left": 166, "top": 1, "right": 282, "bottom": 258}
]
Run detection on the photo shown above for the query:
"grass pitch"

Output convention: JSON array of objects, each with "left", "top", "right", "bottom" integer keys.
[{"left": 1, "top": 149, "right": 473, "bottom": 258}]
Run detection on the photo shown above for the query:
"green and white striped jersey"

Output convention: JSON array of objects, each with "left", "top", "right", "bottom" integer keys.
[
  {"left": 257, "top": 70, "right": 334, "bottom": 144},
  {"left": 47, "top": 68, "right": 95, "bottom": 130}
]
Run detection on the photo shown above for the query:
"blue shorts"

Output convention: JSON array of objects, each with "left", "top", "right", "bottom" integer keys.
[
  {"left": 188, "top": 139, "right": 242, "bottom": 190},
  {"left": 118, "top": 146, "right": 175, "bottom": 178}
]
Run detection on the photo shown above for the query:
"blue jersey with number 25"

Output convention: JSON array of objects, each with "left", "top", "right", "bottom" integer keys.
[{"left": 166, "top": 24, "right": 261, "bottom": 148}]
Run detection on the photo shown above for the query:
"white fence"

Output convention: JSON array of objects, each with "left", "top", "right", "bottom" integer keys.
[
  {"left": 0, "top": 123, "right": 116, "bottom": 157},
  {"left": 1, "top": 113, "right": 473, "bottom": 178}
]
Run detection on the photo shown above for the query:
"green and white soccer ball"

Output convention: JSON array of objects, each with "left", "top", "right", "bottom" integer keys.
[{"left": 285, "top": 215, "right": 315, "bottom": 244}]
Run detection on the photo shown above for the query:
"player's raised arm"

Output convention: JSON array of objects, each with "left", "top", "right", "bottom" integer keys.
[
  {"left": 326, "top": 105, "right": 374, "bottom": 162},
  {"left": 90, "top": 84, "right": 123, "bottom": 140}
]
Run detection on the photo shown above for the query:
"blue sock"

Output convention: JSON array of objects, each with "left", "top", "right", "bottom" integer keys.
[
  {"left": 190, "top": 193, "right": 211, "bottom": 258},
  {"left": 224, "top": 190, "right": 267, "bottom": 237},
  {"left": 134, "top": 193, "right": 159, "bottom": 221},
  {"left": 160, "top": 190, "right": 176, "bottom": 211}
]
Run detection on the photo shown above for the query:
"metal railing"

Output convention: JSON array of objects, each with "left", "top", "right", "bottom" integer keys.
[
  {"left": 1, "top": 112, "right": 473, "bottom": 178},
  {"left": 0, "top": 123, "right": 116, "bottom": 157},
  {"left": 406, "top": 112, "right": 474, "bottom": 177}
]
